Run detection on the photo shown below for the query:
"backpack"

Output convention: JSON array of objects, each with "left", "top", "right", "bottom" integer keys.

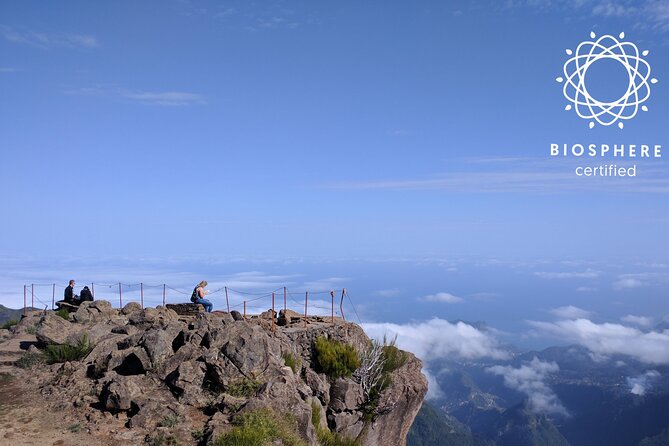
[{"left": 190, "top": 287, "right": 199, "bottom": 303}]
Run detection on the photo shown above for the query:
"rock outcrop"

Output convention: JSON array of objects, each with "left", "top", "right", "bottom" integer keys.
[{"left": 23, "top": 300, "right": 427, "bottom": 445}]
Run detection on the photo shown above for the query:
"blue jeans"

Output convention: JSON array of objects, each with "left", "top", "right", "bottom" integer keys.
[{"left": 195, "top": 297, "right": 213, "bottom": 312}]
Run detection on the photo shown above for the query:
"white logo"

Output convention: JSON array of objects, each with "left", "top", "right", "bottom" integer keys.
[{"left": 557, "top": 32, "right": 658, "bottom": 129}]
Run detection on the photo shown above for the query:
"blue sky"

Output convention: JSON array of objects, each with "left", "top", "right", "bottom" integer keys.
[{"left": 1, "top": 1, "right": 669, "bottom": 352}]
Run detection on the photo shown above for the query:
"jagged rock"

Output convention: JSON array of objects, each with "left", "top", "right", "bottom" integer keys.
[
  {"left": 108, "top": 347, "right": 152, "bottom": 375},
  {"left": 73, "top": 300, "right": 122, "bottom": 324},
  {"left": 101, "top": 374, "right": 144, "bottom": 411},
  {"left": 358, "top": 352, "right": 427, "bottom": 446},
  {"left": 329, "top": 378, "right": 363, "bottom": 412},
  {"left": 36, "top": 313, "right": 83, "bottom": 345},
  {"left": 331, "top": 411, "right": 365, "bottom": 438},
  {"left": 304, "top": 367, "right": 331, "bottom": 406},
  {"left": 166, "top": 303, "right": 203, "bottom": 316},
  {"left": 140, "top": 325, "right": 184, "bottom": 367},
  {"left": 278, "top": 309, "right": 303, "bottom": 326},
  {"left": 230, "top": 310, "right": 244, "bottom": 321},
  {"left": 121, "top": 302, "right": 142, "bottom": 315},
  {"left": 128, "top": 306, "right": 179, "bottom": 326}
]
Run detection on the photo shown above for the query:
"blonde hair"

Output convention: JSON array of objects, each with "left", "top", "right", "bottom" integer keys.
[{"left": 197, "top": 280, "right": 208, "bottom": 288}]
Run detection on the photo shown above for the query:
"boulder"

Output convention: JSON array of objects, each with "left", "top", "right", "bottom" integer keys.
[
  {"left": 121, "top": 302, "right": 143, "bottom": 315},
  {"left": 166, "top": 303, "right": 203, "bottom": 316},
  {"left": 101, "top": 374, "right": 144, "bottom": 411},
  {"left": 36, "top": 313, "right": 83, "bottom": 345},
  {"left": 329, "top": 378, "right": 363, "bottom": 412},
  {"left": 230, "top": 310, "right": 244, "bottom": 321}
]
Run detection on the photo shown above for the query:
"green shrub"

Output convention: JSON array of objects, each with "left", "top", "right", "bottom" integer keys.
[
  {"left": 359, "top": 336, "right": 408, "bottom": 422},
  {"left": 283, "top": 352, "right": 300, "bottom": 374},
  {"left": 191, "top": 429, "right": 204, "bottom": 441},
  {"left": 0, "top": 319, "right": 19, "bottom": 329},
  {"left": 68, "top": 423, "right": 82, "bottom": 433},
  {"left": 26, "top": 325, "right": 37, "bottom": 335},
  {"left": 313, "top": 337, "right": 360, "bottom": 379},
  {"left": 215, "top": 408, "right": 305, "bottom": 446},
  {"left": 44, "top": 335, "right": 92, "bottom": 364},
  {"left": 316, "top": 428, "right": 360, "bottom": 446},
  {"left": 16, "top": 352, "right": 44, "bottom": 369},
  {"left": 159, "top": 412, "right": 180, "bottom": 427},
  {"left": 145, "top": 433, "right": 179, "bottom": 446},
  {"left": 55, "top": 308, "right": 70, "bottom": 320},
  {"left": 311, "top": 400, "right": 321, "bottom": 428},
  {"left": 226, "top": 378, "right": 263, "bottom": 398}
]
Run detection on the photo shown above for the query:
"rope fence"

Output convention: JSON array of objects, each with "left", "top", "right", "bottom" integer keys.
[{"left": 21, "top": 282, "right": 360, "bottom": 325}]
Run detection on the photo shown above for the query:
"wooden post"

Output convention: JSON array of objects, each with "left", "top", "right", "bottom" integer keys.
[
  {"left": 23, "top": 285, "right": 26, "bottom": 316},
  {"left": 225, "top": 286, "right": 230, "bottom": 313},
  {"left": 163, "top": 284, "right": 166, "bottom": 306},
  {"left": 140, "top": 283, "right": 144, "bottom": 309},
  {"left": 271, "top": 292, "right": 275, "bottom": 332},
  {"left": 52, "top": 283, "right": 55, "bottom": 310},
  {"left": 31, "top": 284, "right": 34, "bottom": 308},
  {"left": 331, "top": 290, "right": 335, "bottom": 325},
  {"left": 119, "top": 283, "right": 123, "bottom": 308},
  {"left": 304, "top": 291, "right": 308, "bottom": 327},
  {"left": 340, "top": 288, "right": 346, "bottom": 321},
  {"left": 91, "top": 283, "right": 95, "bottom": 299},
  {"left": 243, "top": 301, "right": 246, "bottom": 320},
  {"left": 283, "top": 286, "right": 287, "bottom": 312}
]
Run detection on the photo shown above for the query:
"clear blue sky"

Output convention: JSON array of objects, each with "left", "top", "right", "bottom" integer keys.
[{"left": 1, "top": 1, "right": 668, "bottom": 348}]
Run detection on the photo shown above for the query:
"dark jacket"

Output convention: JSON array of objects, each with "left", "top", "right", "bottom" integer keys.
[{"left": 64, "top": 285, "right": 78, "bottom": 304}]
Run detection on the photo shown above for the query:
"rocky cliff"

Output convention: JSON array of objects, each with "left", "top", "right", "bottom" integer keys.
[{"left": 3, "top": 301, "right": 427, "bottom": 445}]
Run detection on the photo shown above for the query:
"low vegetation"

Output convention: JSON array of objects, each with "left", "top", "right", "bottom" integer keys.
[
  {"left": 282, "top": 351, "right": 300, "bottom": 374},
  {"left": 313, "top": 336, "right": 360, "bottom": 379},
  {"left": 16, "top": 352, "right": 44, "bottom": 369},
  {"left": 215, "top": 408, "right": 305, "bottom": 446},
  {"left": 311, "top": 401, "right": 360, "bottom": 446},
  {"left": 0, "top": 319, "right": 19, "bottom": 329},
  {"left": 226, "top": 377, "right": 263, "bottom": 398},
  {"left": 159, "top": 412, "right": 180, "bottom": 428},
  {"left": 356, "top": 335, "right": 408, "bottom": 421},
  {"left": 44, "top": 335, "right": 92, "bottom": 364},
  {"left": 55, "top": 308, "right": 70, "bottom": 320}
]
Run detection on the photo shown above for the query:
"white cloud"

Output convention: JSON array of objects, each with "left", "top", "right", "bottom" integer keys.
[
  {"left": 613, "top": 277, "right": 645, "bottom": 290},
  {"left": 423, "top": 368, "right": 445, "bottom": 400},
  {"left": 528, "top": 318, "right": 669, "bottom": 365},
  {"left": 621, "top": 314, "right": 653, "bottom": 327},
  {"left": 374, "top": 289, "right": 401, "bottom": 298},
  {"left": 534, "top": 269, "right": 600, "bottom": 279},
  {"left": 121, "top": 91, "right": 206, "bottom": 106},
  {"left": 362, "top": 318, "right": 510, "bottom": 362},
  {"left": 592, "top": 1, "right": 637, "bottom": 17},
  {"left": 627, "top": 370, "right": 661, "bottom": 396},
  {"left": 0, "top": 25, "right": 99, "bottom": 49},
  {"left": 487, "top": 357, "right": 568, "bottom": 416},
  {"left": 550, "top": 305, "right": 592, "bottom": 319},
  {"left": 419, "top": 292, "right": 464, "bottom": 304},
  {"left": 65, "top": 86, "right": 206, "bottom": 106}
]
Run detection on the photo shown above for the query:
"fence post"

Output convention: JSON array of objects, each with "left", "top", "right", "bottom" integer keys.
[
  {"left": 23, "top": 285, "right": 26, "bottom": 316},
  {"left": 331, "top": 290, "right": 335, "bottom": 325},
  {"left": 52, "top": 283, "right": 55, "bottom": 310},
  {"left": 225, "top": 286, "right": 230, "bottom": 313},
  {"left": 283, "top": 286, "right": 287, "bottom": 312},
  {"left": 304, "top": 291, "right": 308, "bottom": 327},
  {"left": 140, "top": 283, "right": 144, "bottom": 309},
  {"left": 31, "top": 284, "right": 34, "bottom": 309},
  {"left": 92, "top": 283, "right": 95, "bottom": 299},
  {"left": 243, "top": 301, "right": 246, "bottom": 321},
  {"left": 271, "top": 292, "right": 275, "bottom": 332},
  {"left": 119, "top": 283, "right": 123, "bottom": 308},
  {"left": 340, "top": 288, "right": 346, "bottom": 321},
  {"left": 163, "top": 284, "right": 166, "bottom": 306}
]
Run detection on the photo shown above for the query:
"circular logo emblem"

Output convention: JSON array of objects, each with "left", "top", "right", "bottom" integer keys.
[{"left": 557, "top": 32, "right": 658, "bottom": 129}]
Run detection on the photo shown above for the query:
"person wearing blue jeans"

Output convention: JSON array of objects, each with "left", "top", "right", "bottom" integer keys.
[{"left": 191, "top": 280, "right": 213, "bottom": 312}]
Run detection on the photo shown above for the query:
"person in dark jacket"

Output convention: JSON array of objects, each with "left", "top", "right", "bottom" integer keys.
[{"left": 64, "top": 279, "right": 79, "bottom": 304}]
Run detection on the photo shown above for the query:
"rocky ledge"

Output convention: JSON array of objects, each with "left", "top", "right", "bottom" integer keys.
[{"left": 8, "top": 301, "right": 427, "bottom": 445}]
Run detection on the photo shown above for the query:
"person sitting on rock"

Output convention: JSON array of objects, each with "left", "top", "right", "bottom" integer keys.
[
  {"left": 190, "top": 280, "right": 213, "bottom": 312},
  {"left": 64, "top": 279, "right": 80, "bottom": 305},
  {"left": 79, "top": 285, "right": 94, "bottom": 302}
]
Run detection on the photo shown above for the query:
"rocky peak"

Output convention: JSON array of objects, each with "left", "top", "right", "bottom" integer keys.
[{"left": 16, "top": 301, "right": 427, "bottom": 445}]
